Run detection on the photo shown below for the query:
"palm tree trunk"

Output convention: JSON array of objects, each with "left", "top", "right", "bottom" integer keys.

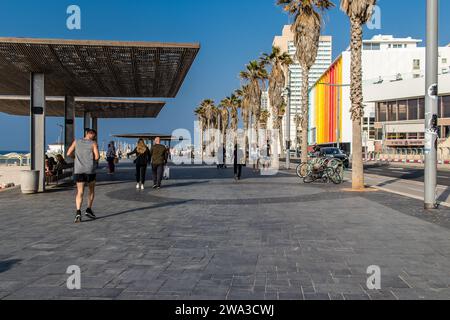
[
  {"left": 350, "top": 17, "right": 364, "bottom": 190},
  {"left": 277, "top": 119, "right": 284, "bottom": 157},
  {"left": 300, "top": 65, "right": 310, "bottom": 165},
  {"left": 207, "top": 119, "right": 210, "bottom": 157},
  {"left": 200, "top": 120, "right": 204, "bottom": 163}
]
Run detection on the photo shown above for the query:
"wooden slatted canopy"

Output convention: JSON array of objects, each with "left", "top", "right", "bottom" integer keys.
[
  {"left": 0, "top": 96, "right": 165, "bottom": 118},
  {"left": 113, "top": 133, "right": 177, "bottom": 141},
  {"left": 0, "top": 38, "right": 200, "bottom": 97}
]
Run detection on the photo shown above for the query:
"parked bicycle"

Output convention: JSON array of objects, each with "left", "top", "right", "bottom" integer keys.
[{"left": 296, "top": 156, "right": 344, "bottom": 185}]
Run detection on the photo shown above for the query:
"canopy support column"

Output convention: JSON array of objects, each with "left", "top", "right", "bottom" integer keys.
[
  {"left": 30, "top": 73, "right": 46, "bottom": 193},
  {"left": 64, "top": 96, "right": 75, "bottom": 163},
  {"left": 83, "top": 112, "right": 92, "bottom": 133},
  {"left": 91, "top": 117, "right": 98, "bottom": 133}
]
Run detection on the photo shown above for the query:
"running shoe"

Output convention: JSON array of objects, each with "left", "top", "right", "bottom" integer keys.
[
  {"left": 85, "top": 208, "right": 96, "bottom": 220},
  {"left": 74, "top": 211, "right": 82, "bottom": 223}
]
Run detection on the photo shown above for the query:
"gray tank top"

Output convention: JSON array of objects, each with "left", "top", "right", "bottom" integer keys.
[{"left": 74, "top": 139, "right": 96, "bottom": 174}]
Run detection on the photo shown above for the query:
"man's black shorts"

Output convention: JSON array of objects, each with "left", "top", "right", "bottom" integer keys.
[{"left": 74, "top": 174, "right": 96, "bottom": 183}]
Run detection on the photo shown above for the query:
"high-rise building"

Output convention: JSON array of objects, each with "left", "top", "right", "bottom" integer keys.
[
  {"left": 272, "top": 25, "right": 332, "bottom": 149},
  {"left": 308, "top": 35, "right": 450, "bottom": 154}
]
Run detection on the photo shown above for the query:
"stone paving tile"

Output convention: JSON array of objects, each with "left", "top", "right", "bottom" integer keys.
[
  {"left": 0, "top": 164, "right": 449, "bottom": 300},
  {"left": 303, "top": 293, "right": 331, "bottom": 300},
  {"left": 343, "top": 293, "right": 371, "bottom": 300}
]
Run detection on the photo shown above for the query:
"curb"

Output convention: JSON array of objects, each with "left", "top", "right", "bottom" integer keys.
[{"left": 364, "top": 159, "right": 450, "bottom": 165}]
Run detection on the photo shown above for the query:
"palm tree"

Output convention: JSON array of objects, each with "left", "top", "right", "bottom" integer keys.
[
  {"left": 260, "top": 110, "right": 270, "bottom": 130},
  {"left": 194, "top": 105, "right": 206, "bottom": 161},
  {"left": 277, "top": 0, "right": 334, "bottom": 165},
  {"left": 218, "top": 99, "right": 230, "bottom": 148},
  {"left": 341, "top": 0, "right": 376, "bottom": 190},
  {"left": 235, "top": 86, "right": 251, "bottom": 157},
  {"left": 227, "top": 94, "right": 241, "bottom": 145},
  {"left": 262, "top": 46, "right": 293, "bottom": 156},
  {"left": 240, "top": 61, "right": 268, "bottom": 147},
  {"left": 294, "top": 113, "right": 302, "bottom": 151},
  {"left": 200, "top": 99, "right": 216, "bottom": 157}
]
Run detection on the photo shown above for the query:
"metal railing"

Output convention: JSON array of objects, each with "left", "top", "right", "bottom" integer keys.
[{"left": 364, "top": 147, "right": 450, "bottom": 163}]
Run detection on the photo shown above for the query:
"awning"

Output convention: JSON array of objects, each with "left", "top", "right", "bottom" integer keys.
[
  {"left": 0, "top": 96, "right": 165, "bottom": 118},
  {"left": 0, "top": 37, "right": 200, "bottom": 97}
]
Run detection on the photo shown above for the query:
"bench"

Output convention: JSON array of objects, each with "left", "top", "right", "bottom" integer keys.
[{"left": 45, "top": 163, "right": 74, "bottom": 186}]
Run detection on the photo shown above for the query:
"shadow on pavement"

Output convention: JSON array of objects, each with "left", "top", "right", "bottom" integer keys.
[
  {"left": 437, "top": 187, "right": 450, "bottom": 204},
  {"left": 0, "top": 259, "right": 21, "bottom": 273},
  {"left": 93, "top": 200, "right": 191, "bottom": 221}
]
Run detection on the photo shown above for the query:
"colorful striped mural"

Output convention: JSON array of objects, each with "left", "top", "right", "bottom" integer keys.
[{"left": 310, "top": 57, "right": 343, "bottom": 145}]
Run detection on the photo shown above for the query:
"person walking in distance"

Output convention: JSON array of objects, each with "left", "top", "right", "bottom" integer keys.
[
  {"left": 150, "top": 137, "right": 168, "bottom": 189},
  {"left": 127, "top": 139, "right": 151, "bottom": 190},
  {"left": 106, "top": 142, "right": 116, "bottom": 174},
  {"left": 67, "top": 129, "right": 100, "bottom": 223},
  {"left": 233, "top": 144, "right": 244, "bottom": 181}
]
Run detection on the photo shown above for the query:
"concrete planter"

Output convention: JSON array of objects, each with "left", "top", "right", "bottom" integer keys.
[{"left": 20, "top": 170, "right": 39, "bottom": 194}]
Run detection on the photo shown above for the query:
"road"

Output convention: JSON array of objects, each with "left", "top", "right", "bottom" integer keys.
[
  {"left": 364, "top": 165, "right": 450, "bottom": 186},
  {"left": 285, "top": 159, "right": 450, "bottom": 206},
  {"left": 286, "top": 158, "right": 450, "bottom": 186}
]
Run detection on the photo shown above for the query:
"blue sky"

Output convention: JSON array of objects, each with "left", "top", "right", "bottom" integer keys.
[{"left": 0, "top": 0, "right": 449, "bottom": 150}]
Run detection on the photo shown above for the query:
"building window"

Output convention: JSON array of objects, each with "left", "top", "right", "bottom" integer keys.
[
  {"left": 408, "top": 133, "right": 418, "bottom": 139},
  {"left": 377, "top": 102, "right": 387, "bottom": 122},
  {"left": 418, "top": 132, "right": 425, "bottom": 139},
  {"left": 372, "top": 43, "right": 380, "bottom": 50},
  {"left": 418, "top": 98, "right": 425, "bottom": 120},
  {"left": 376, "top": 129, "right": 383, "bottom": 140},
  {"left": 398, "top": 100, "right": 407, "bottom": 121},
  {"left": 443, "top": 95, "right": 450, "bottom": 118},
  {"left": 443, "top": 126, "right": 450, "bottom": 139},
  {"left": 413, "top": 59, "right": 421, "bottom": 70},
  {"left": 387, "top": 133, "right": 398, "bottom": 140},
  {"left": 443, "top": 58, "right": 448, "bottom": 64},
  {"left": 388, "top": 101, "right": 397, "bottom": 121},
  {"left": 363, "top": 43, "right": 380, "bottom": 50},
  {"left": 408, "top": 99, "right": 418, "bottom": 120}
]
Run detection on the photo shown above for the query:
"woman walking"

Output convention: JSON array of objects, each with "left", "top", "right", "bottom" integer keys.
[
  {"left": 127, "top": 139, "right": 151, "bottom": 190},
  {"left": 106, "top": 142, "right": 116, "bottom": 174}
]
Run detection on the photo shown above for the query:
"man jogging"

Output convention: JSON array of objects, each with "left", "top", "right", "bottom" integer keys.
[
  {"left": 67, "top": 129, "right": 100, "bottom": 223},
  {"left": 150, "top": 137, "right": 168, "bottom": 189}
]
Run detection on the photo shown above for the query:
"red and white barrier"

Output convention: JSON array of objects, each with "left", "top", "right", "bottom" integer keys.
[{"left": 364, "top": 158, "right": 449, "bottom": 164}]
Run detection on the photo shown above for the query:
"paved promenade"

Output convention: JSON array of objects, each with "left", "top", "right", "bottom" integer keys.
[{"left": 0, "top": 162, "right": 449, "bottom": 300}]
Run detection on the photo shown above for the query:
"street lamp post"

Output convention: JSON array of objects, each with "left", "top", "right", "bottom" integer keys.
[
  {"left": 284, "top": 70, "right": 292, "bottom": 169},
  {"left": 424, "top": 0, "right": 439, "bottom": 209}
]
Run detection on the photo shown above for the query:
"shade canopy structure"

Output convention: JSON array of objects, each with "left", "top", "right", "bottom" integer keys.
[
  {"left": 113, "top": 133, "right": 178, "bottom": 141},
  {"left": 0, "top": 96, "right": 165, "bottom": 118},
  {"left": 0, "top": 37, "right": 200, "bottom": 97}
]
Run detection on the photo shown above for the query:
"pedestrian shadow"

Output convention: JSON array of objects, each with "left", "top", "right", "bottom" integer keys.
[
  {"left": 161, "top": 180, "right": 209, "bottom": 189},
  {"left": 96, "top": 180, "right": 135, "bottom": 187},
  {"left": 0, "top": 259, "right": 21, "bottom": 273},
  {"left": 437, "top": 186, "right": 450, "bottom": 205},
  {"left": 370, "top": 177, "right": 403, "bottom": 188},
  {"left": 93, "top": 199, "right": 191, "bottom": 221}
]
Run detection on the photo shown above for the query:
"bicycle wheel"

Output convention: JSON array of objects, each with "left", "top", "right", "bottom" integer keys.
[
  {"left": 327, "top": 158, "right": 343, "bottom": 170},
  {"left": 296, "top": 163, "right": 311, "bottom": 178},
  {"left": 303, "top": 172, "right": 316, "bottom": 184},
  {"left": 327, "top": 167, "right": 342, "bottom": 185},
  {"left": 334, "top": 164, "right": 344, "bottom": 182}
]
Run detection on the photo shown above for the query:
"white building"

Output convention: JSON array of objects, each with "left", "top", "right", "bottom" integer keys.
[
  {"left": 308, "top": 35, "right": 450, "bottom": 154},
  {"left": 273, "top": 25, "right": 332, "bottom": 149}
]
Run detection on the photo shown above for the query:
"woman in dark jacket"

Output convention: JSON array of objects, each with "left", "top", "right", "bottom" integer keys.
[{"left": 127, "top": 139, "right": 151, "bottom": 190}]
